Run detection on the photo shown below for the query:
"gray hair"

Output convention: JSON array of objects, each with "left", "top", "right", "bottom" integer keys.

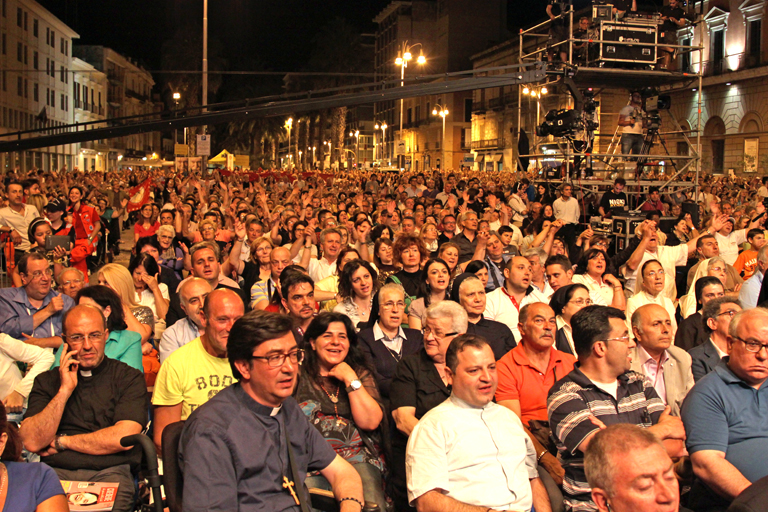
[
  {"left": 319, "top": 227, "right": 342, "bottom": 244},
  {"left": 523, "top": 247, "right": 548, "bottom": 266},
  {"left": 58, "top": 266, "right": 84, "bottom": 283},
  {"left": 424, "top": 300, "right": 468, "bottom": 334},
  {"left": 189, "top": 240, "right": 220, "bottom": 261},
  {"left": 702, "top": 296, "right": 741, "bottom": 334},
  {"left": 729, "top": 307, "right": 768, "bottom": 338},
  {"left": 157, "top": 224, "right": 176, "bottom": 238},
  {"left": 758, "top": 245, "right": 768, "bottom": 264},
  {"left": 706, "top": 257, "right": 726, "bottom": 272},
  {"left": 377, "top": 283, "right": 405, "bottom": 304},
  {"left": 585, "top": 424, "right": 666, "bottom": 497}
]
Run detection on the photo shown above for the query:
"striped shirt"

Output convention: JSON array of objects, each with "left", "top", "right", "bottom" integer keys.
[{"left": 547, "top": 367, "right": 666, "bottom": 511}]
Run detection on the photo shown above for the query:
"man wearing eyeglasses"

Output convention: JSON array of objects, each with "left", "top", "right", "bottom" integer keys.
[
  {"left": 682, "top": 307, "right": 768, "bottom": 511},
  {"left": 629, "top": 304, "right": 694, "bottom": 417},
  {"left": 689, "top": 297, "right": 741, "bottom": 382},
  {"left": 20, "top": 304, "right": 147, "bottom": 512},
  {"left": 152, "top": 288, "right": 244, "bottom": 452},
  {"left": 548, "top": 305, "right": 687, "bottom": 512},
  {"left": 180, "top": 310, "right": 364, "bottom": 512},
  {"left": 0, "top": 252, "right": 74, "bottom": 350}
]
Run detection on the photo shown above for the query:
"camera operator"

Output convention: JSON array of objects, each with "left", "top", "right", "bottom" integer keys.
[
  {"left": 659, "top": 0, "right": 688, "bottom": 70},
  {"left": 618, "top": 91, "right": 646, "bottom": 163},
  {"left": 547, "top": 0, "right": 568, "bottom": 65}
]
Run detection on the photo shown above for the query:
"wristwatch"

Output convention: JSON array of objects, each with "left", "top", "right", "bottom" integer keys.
[
  {"left": 346, "top": 379, "right": 362, "bottom": 393},
  {"left": 54, "top": 434, "right": 67, "bottom": 452}
]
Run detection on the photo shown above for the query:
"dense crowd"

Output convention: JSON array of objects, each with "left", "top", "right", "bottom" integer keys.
[{"left": 1, "top": 165, "right": 768, "bottom": 512}]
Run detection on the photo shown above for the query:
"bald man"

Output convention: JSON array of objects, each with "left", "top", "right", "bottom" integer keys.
[
  {"left": 152, "top": 288, "right": 244, "bottom": 451},
  {"left": 629, "top": 304, "right": 694, "bottom": 416},
  {"left": 250, "top": 247, "right": 293, "bottom": 310},
  {"left": 21, "top": 305, "right": 147, "bottom": 512},
  {"left": 160, "top": 277, "right": 213, "bottom": 363}
]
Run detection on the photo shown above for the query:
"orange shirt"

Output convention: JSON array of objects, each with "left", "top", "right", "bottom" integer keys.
[
  {"left": 495, "top": 343, "right": 576, "bottom": 424},
  {"left": 734, "top": 249, "right": 757, "bottom": 280}
]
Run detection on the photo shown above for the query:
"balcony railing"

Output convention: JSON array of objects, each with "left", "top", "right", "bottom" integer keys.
[
  {"left": 471, "top": 138, "right": 501, "bottom": 150},
  {"left": 488, "top": 97, "right": 503, "bottom": 110}
]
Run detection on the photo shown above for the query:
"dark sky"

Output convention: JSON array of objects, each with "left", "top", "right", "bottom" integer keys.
[{"left": 37, "top": 0, "right": 568, "bottom": 73}]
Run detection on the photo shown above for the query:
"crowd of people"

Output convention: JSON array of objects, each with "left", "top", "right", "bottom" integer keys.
[{"left": 1, "top": 165, "right": 768, "bottom": 512}]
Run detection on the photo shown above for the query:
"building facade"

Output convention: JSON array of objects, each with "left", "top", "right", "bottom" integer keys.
[
  {"left": 72, "top": 56, "right": 107, "bottom": 172},
  {"left": 373, "top": 0, "right": 508, "bottom": 171},
  {"left": 74, "top": 45, "right": 158, "bottom": 170},
  {"left": 0, "top": 0, "right": 79, "bottom": 172}
]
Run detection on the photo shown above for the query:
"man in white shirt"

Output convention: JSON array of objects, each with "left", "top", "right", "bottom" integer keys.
[
  {"left": 484, "top": 256, "right": 548, "bottom": 341},
  {"left": 0, "top": 333, "right": 54, "bottom": 417},
  {"left": 618, "top": 91, "right": 645, "bottom": 160},
  {"left": 306, "top": 227, "right": 342, "bottom": 283},
  {"left": 160, "top": 278, "right": 212, "bottom": 363},
  {"left": 758, "top": 177, "right": 768, "bottom": 198},
  {"left": 406, "top": 334, "right": 552, "bottom": 512},
  {"left": 629, "top": 304, "right": 694, "bottom": 417},
  {"left": 715, "top": 215, "right": 764, "bottom": 266},
  {"left": 553, "top": 183, "right": 580, "bottom": 248},
  {"left": 0, "top": 181, "right": 41, "bottom": 261},
  {"left": 626, "top": 260, "right": 678, "bottom": 340}
]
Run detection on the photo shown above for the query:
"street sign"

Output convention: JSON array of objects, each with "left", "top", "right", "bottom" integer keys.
[
  {"left": 197, "top": 134, "right": 211, "bottom": 156},
  {"left": 234, "top": 155, "right": 250, "bottom": 168},
  {"left": 175, "top": 144, "right": 189, "bottom": 156},
  {"left": 395, "top": 140, "right": 406, "bottom": 156}
]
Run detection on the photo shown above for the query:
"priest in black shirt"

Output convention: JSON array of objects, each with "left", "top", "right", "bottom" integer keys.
[
  {"left": 599, "top": 178, "right": 629, "bottom": 218},
  {"left": 21, "top": 305, "right": 147, "bottom": 512}
]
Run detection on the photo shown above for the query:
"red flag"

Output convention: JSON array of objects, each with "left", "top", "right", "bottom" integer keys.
[{"left": 127, "top": 178, "right": 152, "bottom": 212}]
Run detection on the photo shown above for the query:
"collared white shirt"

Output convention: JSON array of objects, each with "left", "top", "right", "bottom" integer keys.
[
  {"left": 625, "top": 290, "right": 677, "bottom": 340},
  {"left": 572, "top": 273, "right": 612, "bottom": 306},
  {"left": 709, "top": 338, "right": 728, "bottom": 359},
  {"left": 556, "top": 316, "right": 576, "bottom": 355},
  {"left": 553, "top": 196, "right": 580, "bottom": 225},
  {"left": 508, "top": 195, "right": 527, "bottom": 222},
  {"left": 532, "top": 280, "right": 554, "bottom": 301},
  {"left": 484, "top": 286, "right": 548, "bottom": 341},
  {"left": 623, "top": 244, "right": 688, "bottom": 300},
  {"left": 637, "top": 344, "right": 669, "bottom": 405},
  {"left": 308, "top": 257, "right": 337, "bottom": 283},
  {"left": 715, "top": 229, "right": 748, "bottom": 266},
  {"left": 373, "top": 321, "right": 406, "bottom": 356},
  {"left": 0, "top": 204, "right": 40, "bottom": 251},
  {"left": 406, "top": 395, "right": 538, "bottom": 510}
]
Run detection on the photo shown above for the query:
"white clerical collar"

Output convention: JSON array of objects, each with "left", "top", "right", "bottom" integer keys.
[
  {"left": 80, "top": 370, "right": 92, "bottom": 377},
  {"left": 270, "top": 405, "right": 282, "bottom": 416}
]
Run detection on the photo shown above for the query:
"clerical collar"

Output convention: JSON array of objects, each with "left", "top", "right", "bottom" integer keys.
[
  {"left": 235, "top": 383, "right": 285, "bottom": 417},
  {"left": 78, "top": 356, "right": 109, "bottom": 378}
]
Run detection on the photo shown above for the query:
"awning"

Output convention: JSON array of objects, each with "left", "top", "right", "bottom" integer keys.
[
  {"left": 490, "top": 153, "right": 503, "bottom": 162},
  {"left": 209, "top": 149, "right": 233, "bottom": 164},
  {"left": 475, "top": 154, "right": 485, "bottom": 165}
]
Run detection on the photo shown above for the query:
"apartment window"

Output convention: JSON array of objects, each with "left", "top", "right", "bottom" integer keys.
[
  {"left": 464, "top": 98, "right": 472, "bottom": 122},
  {"left": 415, "top": 105, "right": 421, "bottom": 122},
  {"left": 60, "top": 37, "right": 64, "bottom": 54},
  {"left": 33, "top": 51, "right": 37, "bottom": 69},
  {"left": 60, "top": 65, "right": 65, "bottom": 82},
  {"left": 33, "top": 19, "right": 38, "bottom": 37},
  {"left": 2, "top": 0, "right": 5, "bottom": 18},
  {"left": 64, "top": 40, "right": 68, "bottom": 56},
  {"left": 712, "top": 139, "right": 725, "bottom": 172},
  {"left": 748, "top": 19, "right": 762, "bottom": 58},
  {"left": 23, "top": 45, "right": 27, "bottom": 65},
  {"left": 46, "top": 27, "right": 49, "bottom": 45},
  {"left": 407, "top": 108, "right": 412, "bottom": 124},
  {"left": 1, "top": 70, "right": 5, "bottom": 92},
  {"left": 46, "top": 88, "right": 50, "bottom": 106},
  {"left": 49, "top": 30, "right": 54, "bottom": 48},
  {"left": 16, "top": 42, "right": 21, "bottom": 62},
  {"left": 51, "top": 91, "right": 55, "bottom": 108},
  {"left": 23, "top": 10, "right": 27, "bottom": 30},
  {"left": 16, "top": 7, "right": 21, "bottom": 27},
  {"left": 681, "top": 37, "right": 692, "bottom": 72},
  {"left": 24, "top": 79, "right": 27, "bottom": 98},
  {"left": 712, "top": 29, "right": 725, "bottom": 63},
  {"left": 2, "top": 33, "right": 5, "bottom": 55},
  {"left": 17, "top": 76, "right": 22, "bottom": 96},
  {"left": 61, "top": 93, "right": 65, "bottom": 111},
  {"left": 33, "top": 82, "right": 38, "bottom": 101}
]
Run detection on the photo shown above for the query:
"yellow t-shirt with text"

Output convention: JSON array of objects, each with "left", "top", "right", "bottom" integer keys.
[{"left": 152, "top": 337, "right": 234, "bottom": 420}]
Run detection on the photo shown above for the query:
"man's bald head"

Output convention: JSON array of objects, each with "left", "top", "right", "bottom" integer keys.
[
  {"left": 62, "top": 304, "right": 109, "bottom": 369},
  {"left": 270, "top": 247, "right": 293, "bottom": 281},
  {"left": 203, "top": 288, "right": 244, "bottom": 318},
  {"left": 631, "top": 304, "right": 673, "bottom": 355}
]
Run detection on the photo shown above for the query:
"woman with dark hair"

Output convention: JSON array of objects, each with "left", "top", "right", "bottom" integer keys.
[
  {"left": 295, "top": 312, "right": 387, "bottom": 510},
  {"left": 387, "top": 234, "right": 428, "bottom": 304},
  {"left": 572, "top": 248, "right": 625, "bottom": 311},
  {"left": 373, "top": 238, "right": 398, "bottom": 286},
  {"left": 464, "top": 260, "right": 489, "bottom": 289},
  {"left": 370, "top": 223, "right": 394, "bottom": 244},
  {"left": 128, "top": 252, "right": 170, "bottom": 330},
  {"left": 315, "top": 247, "right": 363, "bottom": 306},
  {"left": 550, "top": 283, "right": 593, "bottom": 356},
  {"left": 333, "top": 259, "right": 379, "bottom": 330},
  {"left": 407, "top": 258, "right": 450, "bottom": 331},
  {"left": 52, "top": 285, "right": 143, "bottom": 371},
  {"left": 675, "top": 276, "right": 725, "bottom": 351},
  {"left": 134, "top": 202, "right": 160, "bottom": 243},
  {"left": 0, "top": 401, "right": 69, "bottom": 511}
]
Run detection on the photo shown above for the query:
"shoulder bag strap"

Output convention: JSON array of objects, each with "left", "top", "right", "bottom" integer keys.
[{"left": 283, "top": 422, "right": 312, "bottom": 512}]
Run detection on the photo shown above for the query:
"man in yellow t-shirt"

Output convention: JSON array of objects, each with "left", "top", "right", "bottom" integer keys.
[{"left": 152, "top": 288, "right": 244, "bottom": 451}]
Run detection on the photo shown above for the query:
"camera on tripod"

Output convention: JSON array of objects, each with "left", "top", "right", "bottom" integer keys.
[
  {"left": 536, "top": 109, "right": 582, "bottom": 138},
  {"left": 646, "top": 112, "right": 662, "bottom": 131}
]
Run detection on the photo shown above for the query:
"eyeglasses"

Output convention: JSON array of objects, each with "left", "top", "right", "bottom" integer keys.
[
  {"left": 709, "top": 266, "right": 725, "bottom": 273},
  {"left": 252, "top": 349, "right": 305, "bottom": 367},
  {"left": 717, "top": 310, "right": 738, "bottom": 318},
  {"left": 422, "top": 327, "right": 458, "bottom": 341},
  {"left": 568, "top": 298, "right": 593, "bottom": 307},
  {"left": 602, "top": 336, "right": 631, "bottom": 344},
  {"left": 61, "top": 278, "right": 83, "bottom": 287},
  {"left": 158, "top": 235, "right": 174, "bottom": 240},
  {"left": 64, "top": 331, "right": 105, "bottom": 344},
  {"left": 382, "top": 301, "right": 406, "bottom": 310},
  {"left": 732, "top": 337, "right": 768, "bottom": 353},
  {"left": 25, "top": 268, "right": 53, "bottom": 280}
]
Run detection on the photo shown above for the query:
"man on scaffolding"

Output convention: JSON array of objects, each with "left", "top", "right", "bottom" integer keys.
[
  {"left": 617, "top": 91, "right": 647, "bottom": 176},
  {"left": 659, "top": 0, "right": 689, "bottom": 70}
]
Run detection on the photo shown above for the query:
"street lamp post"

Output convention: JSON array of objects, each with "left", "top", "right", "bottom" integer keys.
[
  {"left": 349, "top": 130, "right": 360, "bottom": 169},
  {"left": 172, "top": 92, "right": 181, "bottom": 146},
  {"left": 285, "top": 118, "right": 293, "bottom": 169},
  {"left": 374, "top": 122, "right": 388, "bottom": 163},
  {"left": 323, "top": 140, "right": 331, "bottom": 169},
  {"left": 395, "top": 41, "right": 425, "bottom": 168},
  {"left": 299, "top": 150, "right": 303, "bottom": 170},
  {"left": 311, "top": 146, "right": 316, "bottom": 168},
  {"left": 432, "top": 104, "right": 449, "bottom": 170}
]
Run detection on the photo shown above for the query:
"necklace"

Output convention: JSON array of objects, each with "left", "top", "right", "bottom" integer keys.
[{"left": 318, "top": 378, "right": 346, "bottom": 427}]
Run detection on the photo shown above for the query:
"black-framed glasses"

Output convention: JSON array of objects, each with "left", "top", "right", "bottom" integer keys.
[
  {"left": 732, "top": 337, "right": 768, "bottom": 354},
  {"left": 717, "top": 310, "right": 738, "bottom": 318},
  {"left": 63, "top": 331, "right": 105, "bottom": 344},
  {"left": 252, "top": 349, "right": 305, "bottom": 367}
]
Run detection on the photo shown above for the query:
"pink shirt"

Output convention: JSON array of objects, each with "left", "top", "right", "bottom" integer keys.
[{"left": 638, "top": 345, "right": 669, "bottom": 405}]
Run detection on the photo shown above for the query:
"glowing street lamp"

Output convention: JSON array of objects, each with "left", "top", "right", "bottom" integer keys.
[
  {"left": 285, "top": 117, "right": 293, "bottom": 168},
  {"left": 432, "top": 104, "right": 449, "bottom": 170},
  {"left": 374, "top": 121, "right": 388, "bottom": 162},
  {"left": 349, "top": 130, "right": 360, "bottom": 168},
  {"left": 395, "top": 41, "right": 425, "bottom": 166}
]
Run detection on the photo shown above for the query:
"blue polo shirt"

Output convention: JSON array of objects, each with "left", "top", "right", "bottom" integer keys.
[{"left": 681, "top": 358, "right": 768, "bottom": 483}]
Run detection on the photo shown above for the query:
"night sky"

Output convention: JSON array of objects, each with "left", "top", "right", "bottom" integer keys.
[{"left": 38, "top": 0, "right": 560, "bottom": 74}]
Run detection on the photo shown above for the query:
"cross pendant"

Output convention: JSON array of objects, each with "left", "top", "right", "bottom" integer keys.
[{"left": 283, "top": 476, "right": 299, "bottom": 505}]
